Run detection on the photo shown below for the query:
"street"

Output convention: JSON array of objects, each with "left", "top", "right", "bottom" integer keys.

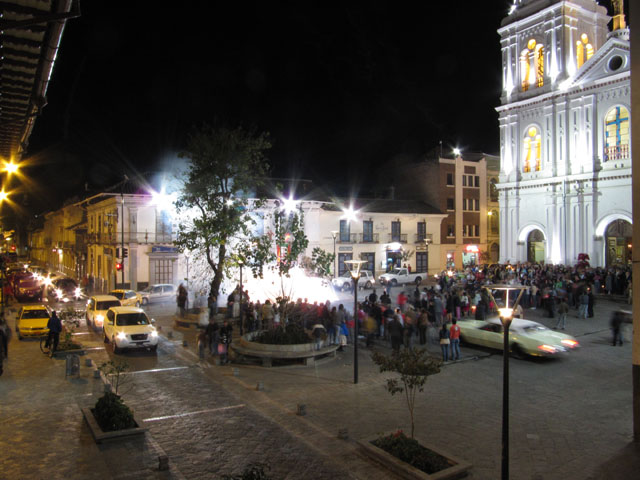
[{"left": 0, "top": 294, "right": 638, "bottom": 479}]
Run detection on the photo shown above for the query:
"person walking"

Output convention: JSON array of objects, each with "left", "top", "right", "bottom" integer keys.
[
  {"left": 555, "top": 298, "right": 569, "bottom": 330},
  {"left": 449, "top": 319, "right": 461, "bottom": 361},
  {"left": 439, "top": 323, "right": 450, "bottom": 362},
  {"left": 388, "top": 312, "right": 404, "bottom": 353},
  {"left": 46, "top": 310, "right": 62, "bottom": 355},
  {"left": 219, "top": 320, "right": 233, "bottom": 364}
]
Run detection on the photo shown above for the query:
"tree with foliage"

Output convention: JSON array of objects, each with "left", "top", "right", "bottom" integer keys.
[
  {"left": 308, "top": 247, "right": 335, "bottom": 278},
  {"left": 371, "top": 348, "right": 441, "bottom": 438},
  {"left": 174, "top": 125, "right": 271, "bottom": 299}
]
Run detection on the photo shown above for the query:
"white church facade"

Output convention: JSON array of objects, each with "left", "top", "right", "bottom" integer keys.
[{"left": 496, "top": 0, "right": 631, "bottom": 267}]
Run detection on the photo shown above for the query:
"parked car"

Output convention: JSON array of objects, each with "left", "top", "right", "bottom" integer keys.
[
  {"left": 109, "top": 289, "right": 143, "bottom": 307},
  {"left": 379, "top": 268, "right": 425, "bottom": 286},
  {"left": 86, "top": 295, "right": 122, "bottom": 330},
  {"left": 332, "top": 270, "right": 375, "bottom": 291},
  {"left": 103, "top": 306, "right": 158, "bottom": 353},
  {"left": 457, "top": 317, "right": 580, "bottom": 358},
  {"left": 46, "top": 277, "right": 81, "bottom": 303},
  {"left": 15, "top": 304, "right": 51, "bottom": 340},
  {"left": 137, "top": 284, "right": 176, "bottom": 305}
]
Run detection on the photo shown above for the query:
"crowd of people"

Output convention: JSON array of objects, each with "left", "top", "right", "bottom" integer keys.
[{"left": 195, "top": 261, "right": 633, "bottom": 362}]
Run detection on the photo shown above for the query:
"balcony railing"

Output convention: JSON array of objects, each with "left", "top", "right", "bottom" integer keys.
[
  {"left": 388, "top": 233, "right": 407, "bottom": 243},
  {"left": 604, "top": 144, "right": 630, "bottom": 162},
  {"left": 414, "top": 233, "right": 433, "bottom": 244},
  {"left": 87, "top": 232, "right": 175, "bottom": 245},
  {"left": 337, "top": 233, "right": 358, "bottom": 244},
  {"left": 358, "top": 233, "right": 379, "bottom": 243}
]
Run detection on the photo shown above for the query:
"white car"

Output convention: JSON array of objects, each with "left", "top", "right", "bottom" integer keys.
[
  {"left": 457, "top": 317, "right": 580, "bottom": 358},
  {"left": 332, "top": 270, "right": 375, "bottom": 291},
  {"left": 103, "top": 306, "right": 158, "bottom": 353},
  {"left": 86, "top": 295, "right": 121, "bottom": 330},
  {"left": 137, "top": 284, "right": 175, "bottom": 305}
]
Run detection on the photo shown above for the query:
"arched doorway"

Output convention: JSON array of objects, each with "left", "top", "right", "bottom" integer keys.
[
  {"left": 605, "top": 219, "right": 632, "bottom": 267},
  {"left": 527, "top": 229, "right": 545, "bottom": 263}
]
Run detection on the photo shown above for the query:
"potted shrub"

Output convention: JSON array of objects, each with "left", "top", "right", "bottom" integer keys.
[
  {"left": 361, "top": 348, "right": 471, "bottom": 479},
  {"left": 52, "top": 307, "right": 85, "bottom": 356},
  {"left": 82, "top": 360, "right": 147, "bottom": 443}
]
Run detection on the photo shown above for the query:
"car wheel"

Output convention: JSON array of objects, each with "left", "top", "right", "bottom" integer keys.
[
  {"left": 112, "top": 337, "right": 121, "bottom": 354},
  {"left": 86, "top": 315, "right": 91, "bottom": 328},
  {"left": 510, "top": 343, "right": 526, "bottom": 359},
  {"left": 414, "top": 277, "right": 422, "bottom": 285},
  {"left": 103, "top": 332, "right": 109, "bottom": 344},
  {"left": 17, "top": 332, "right": 22, "bottom": 341},
  {"left": 341, "top": 283, "right": 351, "bottom": 292},
  {"left": 365, "top": 281, "right": 372, "bottom": 289},
  {"left": 391, "top": 279, "right": 398, "bottom": 287}
]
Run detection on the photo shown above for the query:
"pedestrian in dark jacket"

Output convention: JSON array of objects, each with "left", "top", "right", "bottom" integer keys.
[
  {"left": 205, "top": 320, "right": 219, "bottom": 355},
  {"left": 387, "top": 313, "right": 403, "bottom": 353},
  {"left": 219, "top": 320, "right": 233, "bottom": 364},
  {"left": 46, "top": 310, "right": 62, "bottom": 353},
  {"left": 610, "top": 310, "right": 624, "bottom": 346}
]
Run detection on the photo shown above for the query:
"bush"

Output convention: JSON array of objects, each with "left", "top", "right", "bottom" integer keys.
[
  {"left": 254, "top": 323, "right": 311, "bottom": 345},
  {"left": 372, "top": 430, "right": 450, "bottom": 474},
  {"left": 93, "top": 392, "right": 137, "bottom": 432}
]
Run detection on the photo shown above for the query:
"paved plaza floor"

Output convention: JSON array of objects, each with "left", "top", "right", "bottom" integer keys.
[{"left": 1, "top": 294, "right": 639, "bottom": 479}]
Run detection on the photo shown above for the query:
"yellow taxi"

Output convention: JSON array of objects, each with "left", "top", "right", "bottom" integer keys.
[
  {"left": 16, "top": 305, "right": 51, "bottom": 340},
  {"left": 108, "top": 289, "right": 143, "bottom": 307}
]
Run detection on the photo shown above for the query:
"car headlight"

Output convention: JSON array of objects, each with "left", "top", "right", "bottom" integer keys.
[
  {"left": 151, "top": 330, "right": 158, "bottom": 338},
  {"left": 75, "top": 287, "right": 82, "bottom": 298},
  {"left": 55, "top": 289, "right": 63, "bottom": 298},
  {"left": 96, "top": 314, "right": 104, "bottom": 323},
  {"left": 116, "top": 332, "right": 127, "bottom": 341}
]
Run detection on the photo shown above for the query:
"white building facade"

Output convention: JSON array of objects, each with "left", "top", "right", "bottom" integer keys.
[{"left": 497, "top": 0, "right": 631, "bottom": 267}]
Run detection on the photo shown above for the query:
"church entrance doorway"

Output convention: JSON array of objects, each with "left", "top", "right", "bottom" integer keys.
[
  {"left": 526, "top": 230, "right": 545, "bottom": 263},
  {"left": 605, "top": 219, "right": 632, "bottom": 267}
]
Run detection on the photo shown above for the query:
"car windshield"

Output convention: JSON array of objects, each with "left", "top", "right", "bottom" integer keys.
[
  {"left": 97, "top": 300, "right": 121, "bottom": 310},
  {"left": 140, "top": 286, "right": 153, "bottom": 293},
  {"left": 109, "top": 291, "right": 125, "bottom": 300},
  {"left": 390, "top": 269, "right": 402, "bottom": 275},
  {"left": 21, "top": 309, "right": 49, "bottom": 319},
  {"left": 56, "top": 279, "right": 77, "bottom": 290},
  {"left": 116, "top": 313, "right": 150, "bottom": 326}
]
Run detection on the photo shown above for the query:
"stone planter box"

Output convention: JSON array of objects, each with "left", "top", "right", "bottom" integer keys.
[
  {"left": 358, "top": 433, "right": 471, "bottom": 480},
  {"left": 82, "top": 407, "right": 147, "bottom": 444},
  {"left": 231, "top": 331, "right": 338, "bottom": 366}
]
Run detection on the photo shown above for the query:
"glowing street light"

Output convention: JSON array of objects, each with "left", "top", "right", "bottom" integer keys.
[
  {"left": 344, "top": 258, "right": 366, "bottom": 384},
  {"left": 282, "top": 195, "right": 298, "bottom": 213},
  {"left": 342, "top": 205, "right": 358, "bottom": 223},
  {"left": 453, "top": 148, "right": 461, "bottom": 157},
  {"left": 3, "top": 161, "right": 19, "bottom": 175},
  {"left": 483, "top": 284, "right": 527, "bottom": 480}
]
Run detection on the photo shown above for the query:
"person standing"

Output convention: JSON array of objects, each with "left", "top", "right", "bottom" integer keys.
[
  {"left": 219, "top": 320, "right": 233, "bottom": 364},
  {"left": 205, "top": 319, "right": 219, "bottom": 356},
  {"left": 439, "top": 323, "right": 450, "bottom": 362},
  {"left": 578, "top": 290, "right": 589, "bottom": 319},
  {"left": 417, "top": 309, "right": 428, "bottom": 345},
  {"left": 555, "top": 298, "right": 569, "bottom": 330},
  {"left": 587, "top": 287, "right": 595, "bottom": 318},
  {"left": 449, "top": 319, "right": 461, "bottom": 361},
  {"left": 177, "top": 284, "right": 188, "bottom": 317},
  {"left": 610, "top": 310, "right": 624, "bottom": 346},
  {"left": 388, "top": 312, "right": 404, "bottom": 353},
  {"left": 46, "top": 310, "right": 62, "bottom": 354}
]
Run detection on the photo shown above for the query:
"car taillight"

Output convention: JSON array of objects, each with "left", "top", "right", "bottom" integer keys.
[
  {"left": 561, "top": 339, "right": 579, "bottom": 348},
  {"left": 537, "top": 344, "right": 557, "bottom": 354}
]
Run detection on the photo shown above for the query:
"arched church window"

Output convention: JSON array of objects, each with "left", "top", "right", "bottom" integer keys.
[
  {"left": 523, "top": 126, "right": 542, "bottom": 173},
  {"left": 604, "top": 106, "right": 630, "bottom": 161},
  {"left": 576, "top": 33, "right": 594, "bottom": 69},
  {"left": 520, "top": 39, "right": 544, "bottom": 92}
]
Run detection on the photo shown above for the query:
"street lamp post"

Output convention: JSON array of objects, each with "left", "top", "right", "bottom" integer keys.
[
  {"left": 330, "top": 230, "right": 338, "bottom": 278},
  {"left": 344, "top": 259, "right": 366, "bottom": 384},
  {"left": 484, "top": 284, "right": 526, "bottom": 480},
  {"left": 238, "top": 259, "right": 244, "bottom": 335}
]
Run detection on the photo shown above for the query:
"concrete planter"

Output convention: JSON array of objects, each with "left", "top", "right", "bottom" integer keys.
[
  {"left": 82, "top": 407, "right": 147, "bottom": 444},
  {"left": 358, "top": 433, "right": 471, "bottom": 480}
]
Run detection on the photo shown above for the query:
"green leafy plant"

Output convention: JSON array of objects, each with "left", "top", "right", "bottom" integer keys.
[
  {"left": 309, "top": 247, "right": 335, "bottom": 278},
  {"left": 254, "top": 324, "right": 311, "bottom": 345},
  {"left": 93, "top": 391, "right": 136, "bottom": 432},
  {"left": 98, "top": 360, "right": 130, "bottom": 395},
  {"left": 371, "top": 348, "right": 441, "bottom": 438},
  {"left": 58, "top": 317, "right": 82, "bottom": 351},
  {"left": 222, "top": 463, "right": 271, "bottom": 480},
  {"left": 372, "top": 430, "right": 450, "bottom": 474}
]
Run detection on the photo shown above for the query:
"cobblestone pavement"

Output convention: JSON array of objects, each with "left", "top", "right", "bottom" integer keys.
[{"left": 1, "top": 295, "right": 639, "bottom": 480}]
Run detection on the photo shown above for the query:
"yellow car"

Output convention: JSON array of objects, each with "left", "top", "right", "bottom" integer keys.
[
  {"left": 108, "top": 289, "right": 143, "bottom": 308},
  {"left": 16, "top": 305, "right": 51, "bottom": 340}
]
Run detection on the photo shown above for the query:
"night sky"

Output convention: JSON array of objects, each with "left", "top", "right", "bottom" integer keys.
[{"left": 22, "top": 1, "right": 620, "bottom": 214}]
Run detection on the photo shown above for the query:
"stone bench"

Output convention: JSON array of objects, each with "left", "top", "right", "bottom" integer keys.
[{"left": 231, "top": 332, "right": 339, "bottom": 367}]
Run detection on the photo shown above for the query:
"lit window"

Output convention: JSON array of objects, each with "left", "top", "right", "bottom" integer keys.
[
  {"left": 523, "top": 126, "right": 542, "bottom": 172},
  {"left": 520, "top": 39, "right": 544, "bottom": 91},
  {"left": 576, "top": 34, "right": 594, "bottom": 69},
  {"left": 604, "top": 106, "right": 630, "bottom": 161}
]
